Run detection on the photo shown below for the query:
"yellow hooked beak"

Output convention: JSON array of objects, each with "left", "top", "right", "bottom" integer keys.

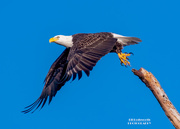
[{"left": 49, "top": 37, "right": 59, "bottom": 43}]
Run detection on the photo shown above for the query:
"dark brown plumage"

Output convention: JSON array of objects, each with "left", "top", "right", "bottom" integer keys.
[{"left": 22, "top": 32, "right": 141, "bottom": 113}]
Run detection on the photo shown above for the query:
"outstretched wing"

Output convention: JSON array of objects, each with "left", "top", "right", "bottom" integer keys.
[
  {"left": 22, "top": 48, "right": 70, "bottom": 114},
  {"left": 66, "top": 34, "right": 117, "bottom": 80},
  {"left": 22, "top": 33, "right": 117, "bottom": 114}
]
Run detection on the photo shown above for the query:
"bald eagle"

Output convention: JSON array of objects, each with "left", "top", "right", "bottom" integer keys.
[{"left": 22, "top": 32, "right": 141, "bottom": 113}]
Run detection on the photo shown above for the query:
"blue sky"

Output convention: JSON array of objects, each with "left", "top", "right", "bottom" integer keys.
[{"left": 1, "top": 0, "right": 180, "bottom": 128}]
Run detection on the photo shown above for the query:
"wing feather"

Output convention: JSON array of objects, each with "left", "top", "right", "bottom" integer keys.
[
  {"left": 22, "top": 48, "right": 70, "bottom": 113},
  {"left": 66, "top": 35, "right": 117, "bottom": 80}
]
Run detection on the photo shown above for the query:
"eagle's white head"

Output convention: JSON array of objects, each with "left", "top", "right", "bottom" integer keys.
[{"left": 49, "top": 35, "right": 73, "bottom": 48}]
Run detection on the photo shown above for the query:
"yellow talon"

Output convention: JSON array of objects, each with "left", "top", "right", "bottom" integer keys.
[{"left": 118, "top": 53, "right": 131, "bottom": 66}]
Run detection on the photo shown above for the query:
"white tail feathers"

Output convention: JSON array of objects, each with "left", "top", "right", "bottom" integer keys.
[
  {"left": 111, "top": 33, "right": 141, "bottom": 46},
  {"left": 117, "top": 37, "right": 142, "bottom": 46}
]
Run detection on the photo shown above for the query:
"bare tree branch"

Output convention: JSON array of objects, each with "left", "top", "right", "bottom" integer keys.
[{"left": 132, "top": 68, "right": 180, "bottom": 129}]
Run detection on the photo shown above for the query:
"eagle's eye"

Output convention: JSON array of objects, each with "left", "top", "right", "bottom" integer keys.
[{"left": 56, "top": 36, "right": 60, "bottom": 38}]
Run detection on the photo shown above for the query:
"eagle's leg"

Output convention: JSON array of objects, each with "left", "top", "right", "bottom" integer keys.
[
  {"left": 112, "top": 43, "right": 131, "bottom": 66},
  {"left": 117, "top": 52, "right": 131, "bottom": 66}
]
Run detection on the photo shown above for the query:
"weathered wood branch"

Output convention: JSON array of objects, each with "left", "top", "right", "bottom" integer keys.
[{"left": 132, "top": 68, "right": 180, "bottom": 129}]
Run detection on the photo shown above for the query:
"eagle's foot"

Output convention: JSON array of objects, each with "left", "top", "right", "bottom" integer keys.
[{"left": 118, "top": 52, "right": 131, "bottom": 66}]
